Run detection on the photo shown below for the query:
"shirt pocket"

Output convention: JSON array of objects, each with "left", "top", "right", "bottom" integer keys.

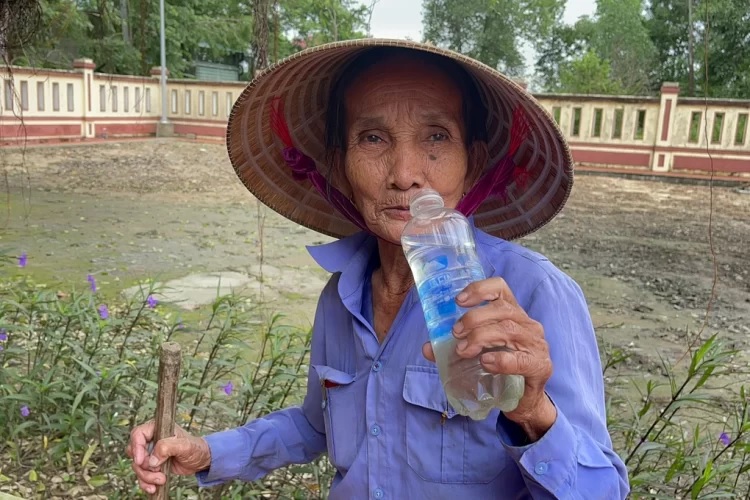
[
  {"left": 402, "top": 364, "right": 509, "bottom": 484},
  {"left": 312, "top": 365, "right": 359, "bottom": 472}
]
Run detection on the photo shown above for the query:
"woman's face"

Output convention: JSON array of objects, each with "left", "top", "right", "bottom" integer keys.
[{"left": 341, "top": 56, "right": 471, "bottom": 245}]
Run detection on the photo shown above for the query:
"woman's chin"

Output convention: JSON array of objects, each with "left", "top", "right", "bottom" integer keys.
[{"left": 368, "top": 222, "right": 408, "bottom": 247}]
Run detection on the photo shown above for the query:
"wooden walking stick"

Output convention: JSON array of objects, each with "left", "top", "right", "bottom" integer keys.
[{"left": 151, "top": 342, "right": 182, "bottom": 500}]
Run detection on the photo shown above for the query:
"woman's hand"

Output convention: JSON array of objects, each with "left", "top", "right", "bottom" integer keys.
[
  {"left": 125, "top": 420, "right": 211, "bottom": 495},
  {"left": 422, "top": 277, "right": 557, "bottom": 441}
]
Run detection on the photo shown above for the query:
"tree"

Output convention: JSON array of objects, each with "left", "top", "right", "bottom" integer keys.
[
  {"left": 16, "top": 0, "right": 253, "bottom": 77},
  {"left": 701, "top": 0, "right": 750, "bottom": 98},
  {"left": 592, "top": 0, "right": 656, "bottom": 95},
  {"left": 535, "top": 17, "right": 597, "bottom": 92},
  {"left": 646, "top": 0, "right": 750, "bottom": 98},
  {"left": 281, "top": 0, "right": 370, "bottom": 51},
  {"left": 559, "top": 50, "right": 622, "bottom": 94},
  {"left": 421, "top": 0, "right": 565, "bottom": 75},
  {"left": 253, "top": 0, "right": 270, "bottom": 71},
  {"left": 645, "top": 0, "right": 692, "bottom": 94},
  {"left": 534, "top": 0, "right": 656, "bottom": 95}
]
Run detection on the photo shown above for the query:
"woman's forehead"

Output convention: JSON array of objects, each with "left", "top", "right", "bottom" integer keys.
[{"left": 343, "top": 57, "right": 463, "bottom": 119}]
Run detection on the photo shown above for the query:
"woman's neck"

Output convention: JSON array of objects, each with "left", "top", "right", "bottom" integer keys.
[
  {"left": 373, "top": 238, "right": 414, "bottom": 296},
  {"left": 370, "top": 238, "right": 414, "bottom": 341}
]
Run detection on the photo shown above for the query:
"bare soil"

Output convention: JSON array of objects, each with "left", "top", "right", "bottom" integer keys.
[{"left": 2, "top": 138, "right": 749, "bottom": 385}]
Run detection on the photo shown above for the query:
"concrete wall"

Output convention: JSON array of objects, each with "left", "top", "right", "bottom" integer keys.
[{"left": 2, "top": 61, "right": 749, "bottom": 176}]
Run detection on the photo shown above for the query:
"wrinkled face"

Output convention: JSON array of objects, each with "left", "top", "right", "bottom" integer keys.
[{"left": 341, "top": 56, "right": 471, "bottom": 245}]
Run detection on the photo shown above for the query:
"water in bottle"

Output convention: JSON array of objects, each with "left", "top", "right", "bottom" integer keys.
[{"left": 401, "top": 188, "right": 525, "bottom": 420}]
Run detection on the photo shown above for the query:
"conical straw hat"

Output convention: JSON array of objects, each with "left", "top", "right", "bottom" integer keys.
[{"left": 226, "top": 38, "right": 573, "bottom": 240}]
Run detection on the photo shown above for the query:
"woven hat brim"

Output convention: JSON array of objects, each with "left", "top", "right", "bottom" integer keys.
[{"left": 226, "top": 38, "right": 573, "bottom": 241}]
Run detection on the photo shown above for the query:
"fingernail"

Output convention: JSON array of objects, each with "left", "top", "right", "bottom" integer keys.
[
  {"left": 148, "top": 456, "right": 159, "bottom": 467},
  {"left": 481, "top": 352, "right": 493, "bottom": 363},
  {"left": 148, "top": 485, "right": 156, "bottom": 494},
  {"left": 452, "top": 321, "right": 464, "bottom": 336},
  {"left": 456, "top": 292, "right": 468, "bottom": 303},
  {"left": 457, "top": 340, "right": 468, "bottom": 352}
]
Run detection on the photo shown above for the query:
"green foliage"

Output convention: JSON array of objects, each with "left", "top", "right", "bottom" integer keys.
[
  {"left": 17, "top": 0, "right": 253, "bottom": 77},
  {"left": 282, "top": 0, "right": 370, "bottom": 48},
  {"left": 645, "top": 0, "right": 750, "bottom": 98},
  {"left": 602, "top": 334, "right": 750, "bottom": 498},
  {"left": 535, "top": 0, "right": 656, "bottom": 95},
  {"left": 16, "top": 0, "right": 371, "bottom": 78},
  {"left": 0, "top": 269, "right": 747, "bottom": 498},
  {"left": 590, "top": 0, "right": 657, "bottom": 95},
  {"left": 0, "top": 274, "right": 332, "bottom": 498},
  {"left": 421, "top": 0, "right": 565, "bottom": 75},
  {"left": 535, "top": 0, "right": 750, "bottom": 97},
  {"left": 558, "top": 50, "right": 623, "bottom": 95}
]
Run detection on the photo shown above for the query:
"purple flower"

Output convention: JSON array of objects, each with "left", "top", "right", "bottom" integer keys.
[
  {"left": 719, "top": 432, "right": 731, "bottom": 446},
  {"left": 222, "top": 381, "right": 234, "bottom": 396},
  {"left": 0, "top": 345, "right": 3, "bottom": 352},
  {"left": 147, "top": 295, "right": 158, "bottom": 308},
  {"left": 18, "top": 252, "right": 27, "bottom": 268},
  {"left": 20, "top": 405, "right": 30, "bottom": 418},
  {"left": 0, "top": 328, "right": 7, "bottom": 342},
  {"left": 98, "top": 304, "right": 109, "bottom": 320},
  {"left": 87, "top": 274, "right": 97, "bottom": 293}
]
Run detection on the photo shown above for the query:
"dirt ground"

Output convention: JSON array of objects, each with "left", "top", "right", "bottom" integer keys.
[{"left": 2, "top": 139, "right": 749, "bottom": 387}]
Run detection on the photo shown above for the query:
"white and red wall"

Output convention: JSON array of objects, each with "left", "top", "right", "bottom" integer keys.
[{"left": 1, "top": 60, "right": 748, "bottom": 177}]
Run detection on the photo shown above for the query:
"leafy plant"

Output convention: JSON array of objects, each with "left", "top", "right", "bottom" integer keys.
[
  {"left": 0, "top": 271, "right": 332, "bottom": 499},
  {"left": 0, "top": 266, "right": 747, "bottom": 498},
  {"left": 602, "top": 334, "right": 749, "bottom": 499}
]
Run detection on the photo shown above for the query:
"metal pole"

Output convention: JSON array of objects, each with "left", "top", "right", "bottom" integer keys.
[{"left": 159, "top": 0, "right": 169, "bottom": 124}]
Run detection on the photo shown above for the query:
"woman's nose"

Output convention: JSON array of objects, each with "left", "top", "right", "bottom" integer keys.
[{"left": 387, "top": 143, "right": 425, "bottom": 190}]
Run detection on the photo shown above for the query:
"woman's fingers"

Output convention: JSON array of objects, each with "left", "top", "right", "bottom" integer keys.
[
  {"left": 422, "top": 341, "right": 435, "bottom": 362},
  {"left": 132, "top": 460, "right": 166, "bottom": 494},
  {"left": 452, "top": 301, "right": 528, "bottom": 339},
  {"left": 456, "top": 277, "right": 519, "bottom": 308},
  {"left": 455, "top": 320, "right": 523, "bottom": 358},
  {"left": 128, "top": 420, "right": 155, "bottom": 470},
  {"left": 150, "top": 436, "right": 192, "bottom": 470}
]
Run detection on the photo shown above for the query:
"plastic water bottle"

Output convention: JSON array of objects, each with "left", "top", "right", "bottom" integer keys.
[{"left": 401, "top": 188, "right": 525, "bottom": 420}]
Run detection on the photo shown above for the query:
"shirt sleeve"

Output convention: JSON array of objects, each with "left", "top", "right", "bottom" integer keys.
[
  {"left": 495, "top": 271, "right": 630, "bottom": 499},
  {"left": 195, "top": 279, "right": 334, "bottom": 487}
]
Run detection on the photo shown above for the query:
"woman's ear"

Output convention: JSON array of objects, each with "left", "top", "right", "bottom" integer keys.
[{"left": 464, "top": 141, "right": 489, "bottom": 192}]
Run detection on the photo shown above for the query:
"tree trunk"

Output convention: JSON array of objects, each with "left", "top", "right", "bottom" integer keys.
[
  {"left": 273, "top": 0, "right": 278, "bottom": 63},
  {"left": 138, "top": 0, "right": 148, "bottom": 74},
  {"left": 0, "top": 1, "right": 8, "bottom": 63},
  {"left": 253, "top": 0, "right": 270, "bottom": 71},
  {"left": 120, "top": 0, "right": 131, "bottom": 44},
  {"left": 687, "top": 0, "right": 695, "bottom": 96},
  {"left": 331, "top": 0, "right": 339, "bottom": 41}
]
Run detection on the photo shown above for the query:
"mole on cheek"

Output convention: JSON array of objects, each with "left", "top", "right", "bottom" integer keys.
[{"left": 428, "top": 154, "right": 437, "bottom": 161}]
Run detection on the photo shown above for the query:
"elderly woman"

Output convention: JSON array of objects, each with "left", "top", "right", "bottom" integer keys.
[{"left": 127, "top": 39, "right": 629, "bottom": 498}]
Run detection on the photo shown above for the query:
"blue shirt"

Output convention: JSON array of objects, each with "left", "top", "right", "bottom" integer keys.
[{"left": 197, "top": 226, "right": 630, "bottom": 499}]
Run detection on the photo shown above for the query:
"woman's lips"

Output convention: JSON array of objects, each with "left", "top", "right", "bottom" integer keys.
[{"left": 384, "top": 206, "right": 411, "bottom": 220}]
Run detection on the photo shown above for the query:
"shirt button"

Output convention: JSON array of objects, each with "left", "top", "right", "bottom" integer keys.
[
  {"left": 321, "top": 399, "right": 326, "bottom": 410},
  {"left": 534, "top": 461, "right": 549, "bottom": 475},
  {"left": 372, "top": 361, "right": 382, "bottom": 372},
  {"left": 373, "top": 488, "right": 384, "bottom": 499},
  {"left": 370, "top": 425, "right": 381, "bottom": 436}
]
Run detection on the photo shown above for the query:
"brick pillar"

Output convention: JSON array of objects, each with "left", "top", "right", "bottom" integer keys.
[
  {"left": 652, "top": 82, "right": 679, "bottom": 172},
  {"left": 73, "top": 58, "right": 96, "bottom": 139}
]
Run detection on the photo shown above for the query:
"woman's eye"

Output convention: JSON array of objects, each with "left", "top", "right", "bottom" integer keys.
[
  {"left": 363, "top": 134, "right": 383, "bottom": 144},
  {"left": 429, "top": 132, "right": 448, "bottom": 142}
]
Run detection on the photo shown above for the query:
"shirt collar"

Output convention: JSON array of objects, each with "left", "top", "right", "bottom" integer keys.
[{"left": 306, "top": 230, "right": 376, "bottom": 275}]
